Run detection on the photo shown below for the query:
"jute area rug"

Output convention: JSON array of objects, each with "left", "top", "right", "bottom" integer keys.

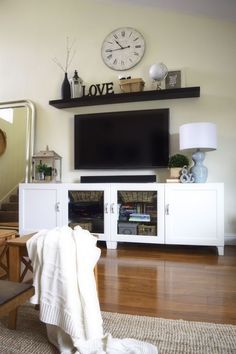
[{"left": 0, "top": 305, "right": 235, "bottom": 354}]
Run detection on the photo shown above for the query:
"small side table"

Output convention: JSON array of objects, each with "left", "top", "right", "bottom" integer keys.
[{"left": 0, "top": 230, "right": 17, "bottom": 279}]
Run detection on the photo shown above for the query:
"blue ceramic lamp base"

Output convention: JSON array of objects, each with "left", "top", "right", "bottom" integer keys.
[{"left": 190, "top": 149, "right": 208, "bottom": 183}]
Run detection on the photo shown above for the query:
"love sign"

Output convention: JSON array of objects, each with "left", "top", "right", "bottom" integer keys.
[{"left": 82, "top": 82, "right": 114, "bottom": 97}]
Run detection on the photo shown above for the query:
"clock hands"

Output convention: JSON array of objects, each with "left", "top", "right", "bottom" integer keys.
[
  {"left": 115, "top": 40, "right": 124, "bottom": 49},
  {"left": 107, "top": 44, "right": 131, "bottom": 52},
  {"left": 120, "top": 45, "right": 130, "bottom": 50}
]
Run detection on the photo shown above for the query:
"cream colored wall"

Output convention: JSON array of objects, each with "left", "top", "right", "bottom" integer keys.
[{"left": 0, "top": 0, "right": 235, "bottom": 240}]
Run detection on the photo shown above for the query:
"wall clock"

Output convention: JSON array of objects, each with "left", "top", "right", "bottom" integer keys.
[{"left": 101, "top": 27, "right": 145, "bottom": 71}]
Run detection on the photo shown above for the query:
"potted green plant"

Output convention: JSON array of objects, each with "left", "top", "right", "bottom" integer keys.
[
  {"left": 44, "top": 166, "right": 52, "bottom": 181},
  {"left": 168, "top": 154, "right": 190, "bottom": 178},
  {"left": 36, "top": 163, "right": 52, "bottom": 181}
]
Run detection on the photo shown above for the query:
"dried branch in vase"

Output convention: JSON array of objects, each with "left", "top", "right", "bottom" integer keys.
[{"left": 52, "top": 37, "right": 76, "bottom": 73}]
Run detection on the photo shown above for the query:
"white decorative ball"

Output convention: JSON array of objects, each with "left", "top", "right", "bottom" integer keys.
[{"left": 149, "top": 63, "right": 168, "bottom": 81}]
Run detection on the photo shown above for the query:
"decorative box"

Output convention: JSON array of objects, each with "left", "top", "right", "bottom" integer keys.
[
  {"left": 69, "top": 191, "right": 102, "bottom": 202},
  {"left": 119, "top": 78, "right": 145, "bottom": 93},
  {"left": 118, "top": 222, "right": 138, "bottom": 235},
  {"left": 119, "top": 191, "right": 154, "bottom": 203},
  {"left": 138, "top": 224, "right": 156, "bottom": 236},
  {"left": 69, "top": 222, "right": 92, "bottom": 232}
]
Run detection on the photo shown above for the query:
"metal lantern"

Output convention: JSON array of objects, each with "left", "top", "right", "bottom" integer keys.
[{"left": 32, "top": 146, "right": 62, "bottom": 182}]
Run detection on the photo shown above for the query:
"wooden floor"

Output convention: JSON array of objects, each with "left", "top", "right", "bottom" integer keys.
[{"left": 97, "top": 242, "right": 236, "bottom": 325}]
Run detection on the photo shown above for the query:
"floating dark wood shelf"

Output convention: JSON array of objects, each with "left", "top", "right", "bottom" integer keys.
[{"left": 49, "top": 86, "right": 200, "bottom": 109}]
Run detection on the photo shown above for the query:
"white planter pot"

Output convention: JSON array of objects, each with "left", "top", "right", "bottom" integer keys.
[{"left": 170, "top": 167, "right": 181, "bottom": 178}]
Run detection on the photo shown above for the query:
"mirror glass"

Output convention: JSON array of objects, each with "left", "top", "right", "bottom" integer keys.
[{"left": 0, "top": 100, "right": 35, "bottom": 208}]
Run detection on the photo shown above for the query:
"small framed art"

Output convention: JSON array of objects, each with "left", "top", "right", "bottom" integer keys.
[{"left": 165, "top": 69, "right": 185, "bottom": 89}]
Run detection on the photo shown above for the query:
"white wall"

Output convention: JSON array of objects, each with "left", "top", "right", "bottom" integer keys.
[{"left": 0, "top": 0, "right": 236, "bottom": 240}]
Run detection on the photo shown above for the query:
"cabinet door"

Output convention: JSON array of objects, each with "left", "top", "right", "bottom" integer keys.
[
  {"left": 110, "top": 183, "right": 165, "bottom": 244},
  {"left": 19, "top": 183, "right": 62, "bottom": 235},
  {"left": 165, "top": 183, "right": 224, "bottom": 247},
  {"left": 61, "top": 183, "right": 110, "bottom": 242}
]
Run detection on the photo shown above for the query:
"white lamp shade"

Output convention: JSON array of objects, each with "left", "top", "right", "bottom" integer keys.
[{"left": 179, "top": 122, "right": 217, "bottom": 151}]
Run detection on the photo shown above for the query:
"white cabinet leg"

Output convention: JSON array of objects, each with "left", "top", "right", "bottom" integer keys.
[
  {"left": 217, "top": 246, "right": 224, "bottom": 256},
  {"left": 106, "top": 241, "right": 117, "bottom": 249}
]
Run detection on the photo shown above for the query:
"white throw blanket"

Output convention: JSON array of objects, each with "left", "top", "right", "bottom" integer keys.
[{"left": 27, "top": 226, "right": 158, "bottom": 354}]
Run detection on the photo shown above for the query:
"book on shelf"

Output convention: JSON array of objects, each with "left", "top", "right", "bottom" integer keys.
[
  {"left": 166, "top": 178, "right": 180, "bottom": 183},
  {"left": 129, "top": 213, "right": 150, "bottom": 222}
]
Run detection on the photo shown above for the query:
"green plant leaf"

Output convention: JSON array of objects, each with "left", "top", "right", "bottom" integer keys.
[{"left": 168, "top": 154, "right": 189, "bottom": 168}]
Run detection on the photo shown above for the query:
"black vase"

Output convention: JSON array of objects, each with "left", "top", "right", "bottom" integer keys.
[{"left": 61, "top": 72, "right": 71, "bottom": 99}]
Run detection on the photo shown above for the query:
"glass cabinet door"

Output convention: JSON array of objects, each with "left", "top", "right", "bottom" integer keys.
[
  {"left": 61, "top": 183, "right": 164, "bottom": 247},
  {"left": 68, "top": 190, "right": 104, "bottom": 234},
  {"left": 118, "top": 190, "right": 157, "bottom": 236},
  {"left": 111, "top": 184, "right": 164, "bottom": 244},
  {"left": 62, "top": 184, "right": 111, "bottom": 242}
]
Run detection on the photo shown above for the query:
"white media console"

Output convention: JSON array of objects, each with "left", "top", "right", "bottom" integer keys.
[{"left": 19, "top": 182, "right": 224, "bottom": 255}]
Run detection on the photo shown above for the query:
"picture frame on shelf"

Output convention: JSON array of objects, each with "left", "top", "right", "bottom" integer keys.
[{"left": 164, "top": 68, "right": 185, "bottom": 89}]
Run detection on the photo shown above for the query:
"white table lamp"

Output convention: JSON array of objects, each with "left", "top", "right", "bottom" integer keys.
[{"left": 179, "top": 122, "right": 217, "bottom": 183}]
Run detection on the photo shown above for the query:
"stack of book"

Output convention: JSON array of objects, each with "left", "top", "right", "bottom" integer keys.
[
  {"left": 166, "top": 178, "right": 180, "bottom": 183},
  {"left": 129, "top": 213, "right": 150, "bottom": 222}
]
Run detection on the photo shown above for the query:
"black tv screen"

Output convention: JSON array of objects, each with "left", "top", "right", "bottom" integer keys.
[{"left": 74, "top": 108, "right": 169, "bottom": 169}]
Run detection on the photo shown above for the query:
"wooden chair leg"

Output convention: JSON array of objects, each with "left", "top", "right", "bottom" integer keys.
[
  {"left": 20, "top": 257, "right": 33, "bottom": 282},
  {"left": 8, "top": 309, "right": 18, "bottom": 329},
  {"left": 0, "top": 232, "right": 17, "bottom": 280},
  {"left": 0, "top": 245, "right": 8, "bottom": 279}
]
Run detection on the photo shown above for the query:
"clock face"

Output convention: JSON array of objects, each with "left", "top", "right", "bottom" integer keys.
[{"left": 101, "top": 27, "right": 145, "bottom": 71}]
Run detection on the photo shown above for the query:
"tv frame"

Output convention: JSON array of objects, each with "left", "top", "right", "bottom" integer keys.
[{"left": 74, "top": 108, "right": 169, "bottom": 170}]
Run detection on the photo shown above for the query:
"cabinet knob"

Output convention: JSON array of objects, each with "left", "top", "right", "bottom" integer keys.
[
  {"left": 110, "top": 203, "right": 115, "bottom": 214},
  {"left": 105, "top": 203, "right": 109, "bottom": 214},
  {"left": 55, "top": 202, "right": 60, "bottom": 212},
  {"left": 165, "top": 204, "right": 169, "bottom": 215}
]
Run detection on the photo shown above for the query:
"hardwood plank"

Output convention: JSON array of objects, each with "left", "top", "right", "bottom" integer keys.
[{"left": 97, "top": 243, "right": 236, "bottom": 324}]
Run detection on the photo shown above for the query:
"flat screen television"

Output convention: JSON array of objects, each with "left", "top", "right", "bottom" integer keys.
[{"left": 74, "top": 108, "right": 169, "bottom": 169}]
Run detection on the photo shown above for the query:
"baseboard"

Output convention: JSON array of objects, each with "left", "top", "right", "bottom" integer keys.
[{"left": 224, "top": 233, "right": 236, "bottom": 245}]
